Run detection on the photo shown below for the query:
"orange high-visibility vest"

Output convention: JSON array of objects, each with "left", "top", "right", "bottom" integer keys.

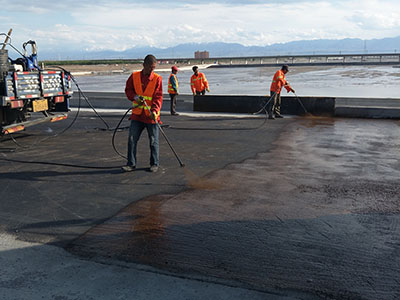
[
  {"left": 132, "top": 71, "right": 160, "bottom": 117},
  {"left": 190, "top": 72, "right": 208, "bottom": 93},
  {"left": 270, "top": 70, "right": 291, "bottom": 94},
  {"left": 168, "top": 74, "right": 179, "bottom": 94}
]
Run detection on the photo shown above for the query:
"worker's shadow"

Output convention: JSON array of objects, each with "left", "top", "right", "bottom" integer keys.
[
  {"left": 0, "top": 157, "right": 145, "bottom": 180},
  {"left": 0, "top": 159, "right": 129, "bottom": 181},
  {"left": 0, "top": 165, "right": 158, "bottom": 184},
  {"left": 0, "top": 169, "right": 122, "bottom": 181}
]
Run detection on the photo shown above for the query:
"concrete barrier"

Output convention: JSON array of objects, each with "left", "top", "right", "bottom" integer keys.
[
  {"left": 193, "top": 95, "right": 336, "bottom": 116},
  {"left": 193, "top": 95, "right": 265, "bottom": 114},
  {"left": 281, "top": 96, "right": 335, "bottom": 116}
]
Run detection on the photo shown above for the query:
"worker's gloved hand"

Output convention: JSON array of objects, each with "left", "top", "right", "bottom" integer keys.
[
  {"left": 206, "top": 88, "right": 210, "bottom": 92},
  {"left": 291, "top": 88, "right": 295, "bottom": 93},
  {"left": 134, "top": 95, "right": 144, "bottom": 104},
  {"left": 193, "top": 93, "right": 196, "bottom": 96},
  {"left": 150, "top": 111, "right": 157, "bottom": 121}
]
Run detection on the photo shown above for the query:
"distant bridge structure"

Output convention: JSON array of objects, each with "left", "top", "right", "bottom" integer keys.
[{"left": 158, "top": 53, "right": 400, "bottom": 67}]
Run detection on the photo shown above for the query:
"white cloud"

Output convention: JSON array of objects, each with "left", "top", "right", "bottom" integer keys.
[
  {"left": 1, "top": 0, "right": 400, "bottom": 53},
  {"left": 350, "top": 12, "right": 400, "bottom": 30},
  {"left": 343, "top": 0, "right": 400, "bottom": 34}
]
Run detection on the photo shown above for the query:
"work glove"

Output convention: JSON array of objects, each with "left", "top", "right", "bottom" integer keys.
[
  {"left": 134, "top": 95, "right": 144, "bottom": 104},
  {"left": 193, "top": 93, "right": 196, "bottom": 96},
  {"left": 291, "top": 88, "right": 295, "bottom": 93},
  {"left": 150, "top": 111, "right": 157, "bottom": 121},
  {"left": 206, "top": 88, "right": 210, "bottom": 92}
]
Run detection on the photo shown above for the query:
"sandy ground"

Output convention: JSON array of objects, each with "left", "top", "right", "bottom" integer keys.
[{"left": 50, "top": 63, "right": 333, "bottom": 77}]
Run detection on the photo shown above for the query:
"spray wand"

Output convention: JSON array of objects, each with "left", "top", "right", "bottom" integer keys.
[{"left": 293, "top": 92, "right": 310, "bottom": 115}]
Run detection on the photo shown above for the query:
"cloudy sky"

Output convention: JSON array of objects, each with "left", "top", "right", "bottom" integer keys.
[{"left": 1, "top": 0, "right": 400, "bottom": 53}]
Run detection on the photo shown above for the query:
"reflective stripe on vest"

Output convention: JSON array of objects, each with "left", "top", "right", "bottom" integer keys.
[
  {"left": 132, "top": 71, "right": 160, "bottom": 116},
  {"left": 270, "top": 70, "right": 286, "bottom": 93},
  {"left": 168, "top": 74, "right": 178, "bottom": 94},
  {"left": 191, "top": 73, "right": 207, "bottom": 91},
  {"left": 272, "top": 75, "right": 284, "bottom": 83}
]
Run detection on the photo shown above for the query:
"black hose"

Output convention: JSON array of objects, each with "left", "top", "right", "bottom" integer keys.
[
  {"left": 253, "top": 93, "right": 275, "bottom": 115},
  {"left": 49, "top": 65, "right": 112, "bottom": 131},
  {"left": 169, "top": 94, "right": 272, "bottom": 131},
  {"left": 111, "top": 107, "right": 131, "bottom": 160},
  {"left": 0, "top": 155, "right": 119, "bottom": 169},
  {"left": 70, "top": 75, "right": 111, "bottom": 131}
]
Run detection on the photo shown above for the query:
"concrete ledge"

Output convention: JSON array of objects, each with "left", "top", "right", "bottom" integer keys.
[
  {"left": 335, "top": 97, "right": 400, "bottom": 118},
  {"left": 336, "top": 97, "right": 400, "bottom": 107},
  {"left": 70, "top": 92, "right": 400, "bottom": 119},
  {"left": 335, "top": 106, "right": 400, "bottom": 118}
]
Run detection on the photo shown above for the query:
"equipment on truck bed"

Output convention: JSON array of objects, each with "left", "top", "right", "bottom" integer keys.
[{"left": 0, "top": 29, "right": 72, "bottom": 135}]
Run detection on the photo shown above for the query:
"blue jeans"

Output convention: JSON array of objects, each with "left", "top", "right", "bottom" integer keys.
[{"left": 127, "top": 120, "right": 159, "bottom": 167}]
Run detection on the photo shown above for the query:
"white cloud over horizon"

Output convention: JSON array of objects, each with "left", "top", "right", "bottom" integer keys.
[{"left": 1, "top": 0, "right": 400, "bottom": 54}]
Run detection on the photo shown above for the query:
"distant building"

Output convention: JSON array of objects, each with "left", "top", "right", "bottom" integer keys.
[{"left": 194, "top": 51, "right": 209, "bottom": 59}]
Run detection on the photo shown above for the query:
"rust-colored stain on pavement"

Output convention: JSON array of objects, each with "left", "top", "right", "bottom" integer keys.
[
  {"left": 183, "top": 167, "right": 222, "bottom": 190},
  {"left": 69, "top": 118, "right": 400, "bottom": 299},
  {"left": 298, "top": 114, "right": 336, "bottom": 128}
]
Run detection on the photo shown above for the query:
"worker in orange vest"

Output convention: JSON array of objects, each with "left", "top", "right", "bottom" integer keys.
[
  {"left": 190, "top": 66, "right": 209, "bottom": 95},
  {"left": 267, "top": 65, "right": 295, "bottom": 119},
  {"left": 123, "top": 54, "right": 163, "bottom": 173},
  {"left": 168, "top": 66, "right": 179, "bottom": 115}
]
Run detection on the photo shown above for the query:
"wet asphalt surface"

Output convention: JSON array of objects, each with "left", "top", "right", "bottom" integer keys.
[
  {"left": 1, "top": 111, "right": 400, "bottom": 299},
  {"left": 0, "top": 111, "right": 281, "bottom": 245}
]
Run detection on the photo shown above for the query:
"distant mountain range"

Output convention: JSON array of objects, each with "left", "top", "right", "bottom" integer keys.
[{"left": 40, "top": 36, "right": 400, "bottom": 61}]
